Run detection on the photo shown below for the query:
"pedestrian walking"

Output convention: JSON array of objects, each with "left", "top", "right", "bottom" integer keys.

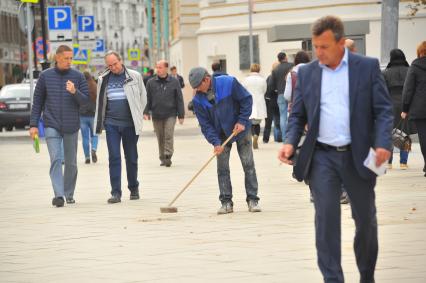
[
  {"left": 170, "top": 66, "right": 185, "bottom": 88},
  {"left": 401, "top": 41, "right": 426, "bottom": 177},
  {"left": 382, "top": 49, "right": 410, "bottom": 169},
  {"left": 80, "top": 71, "right": 99, "bottom": 164},
  {"left": 144, "top": 60, "right": 185, "bottom": 167},
  {"left": 278, "top": 16, "right": 393, "bottom": 283},
  {"left": 263, "top": 62, "right": 281, "bottom": 143},
  {"left": 143, "top": 68, "right": 154, "bottom": 86},
  {"left": 269, "top": 51, "right": 293, "bottom": 143},
  {"left": 94, "top": 50, "right": 147, "bottom": 204},
  {"left": 29, "top": 45, "right": 89, "bottom": 207},
  {"left": 189, "top": 67, "right": 261, "bottom": 214},
  {"left": 242, "top": 63, "right": 267, "bottom": 149}
]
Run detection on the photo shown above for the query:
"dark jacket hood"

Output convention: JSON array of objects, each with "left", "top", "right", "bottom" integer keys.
[{"left": 412, "top": 57, "right": 426, "bottom": 71}]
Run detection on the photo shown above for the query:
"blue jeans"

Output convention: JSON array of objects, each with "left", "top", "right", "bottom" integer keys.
[
  {"left": 80, "top": 115, "right": 98, "bottom": 158},
  {"left": 277, "top": 95, "right": 288, "bottom": 143},
  {"left": 105, "top": 124, "right": 139, "bottom": 197},
  {"left": 216, "top": 132, "right": 259, "bottom": 205},
  {"left": 388, "top": 148, "right": 409, "bottom": 165},
  {"left": 44, "top": 127, "right": 78, "bottom": 199}
]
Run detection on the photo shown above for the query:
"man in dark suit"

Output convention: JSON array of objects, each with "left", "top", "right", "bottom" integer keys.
[{"left": 278, "top": 16, "right": 393, "bottom": 283}]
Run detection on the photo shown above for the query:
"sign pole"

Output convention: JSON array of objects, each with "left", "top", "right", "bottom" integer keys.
[{"left": 26, "top": 2, "right": 34, "bottom": 109}]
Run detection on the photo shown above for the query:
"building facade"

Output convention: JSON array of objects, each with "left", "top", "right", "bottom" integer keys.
[
  {"left": 194, "top": 0, "right": 426, "bottom": 80},
  {"left": 0, "top": 0, "right": 28, "bottom": 87}
]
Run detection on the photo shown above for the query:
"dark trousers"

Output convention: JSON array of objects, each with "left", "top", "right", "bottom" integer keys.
[
  {"left": 309, "top": 148, "right": 377, "bottom": 283},
  {"left": 216, "top": 132, "right": 259, "bottom": 204},
  {"left": 263, "top": 98, "right": 281, "bottom": 142},
  {"left": 414, "top": 119, "right": 426, "bottom": 167},
  {"left": 251, "top": 124, "right": 260, "bottom": 136},
  {"left": 105, "top": 124, "right": 139, "bottom": 197}
]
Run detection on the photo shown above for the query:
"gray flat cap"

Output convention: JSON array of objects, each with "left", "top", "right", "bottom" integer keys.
[{"left": 188, "top": 67, "right": 209, "bottom": 88}]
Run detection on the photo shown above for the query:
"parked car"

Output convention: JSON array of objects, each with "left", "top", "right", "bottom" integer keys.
[{"left": 0, "top": 84, "right": 31, "bottom": 131}]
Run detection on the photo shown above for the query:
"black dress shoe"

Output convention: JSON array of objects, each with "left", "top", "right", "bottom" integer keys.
[
  {"left": 107, "top": 195, "right": 121, "bottom": 204},
  {"left": 130, "top": 191, "right": 140, "bottom": 200},
  {"left": 91, "top": 150, "right": 98, "bottom": 163},
  {"left": 52, "top": 197, "right": 64, "bottom": 207},
  {"left": 66, "top": 197, "right": 75, "bottom": 204}
]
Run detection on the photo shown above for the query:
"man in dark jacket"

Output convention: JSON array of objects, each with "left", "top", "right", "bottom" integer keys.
[
  {"left": 269, "top": 52, "right": 293, "bottom": 142},
  {"left": 144, "top": 60, "right": 185, "bottom": 167},
  {"left": 170, "top": 66, "right": 185, "bottom": 88},
  {"left": 401, "top": 41, "right": 426, "bottom": 176},
  {"left": 279, "top": 16, "right": 392, "bottom": 282},
  {"left": 29, "top": 45, "right": 89, "bottom": 207},
  {"left": 188, "top": 67, "right": 261, "bottom": 215}
]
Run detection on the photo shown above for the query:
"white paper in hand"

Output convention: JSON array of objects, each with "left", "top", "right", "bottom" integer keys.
[{"left": 363, "top": 147, "right": 387, "bottom": 176}]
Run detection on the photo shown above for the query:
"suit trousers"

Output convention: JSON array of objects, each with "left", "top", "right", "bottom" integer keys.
[
  {"left": 309, "top": 147, "right": 377, "bottom": 283},
  {"left": 153, "top": 117, "right": 176, "bottom": 162}
]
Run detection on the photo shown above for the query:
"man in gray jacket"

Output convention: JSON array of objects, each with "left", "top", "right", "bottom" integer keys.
[
  {"left": 29, "top": 45, "right": 89, "bottom": 207},
  {"left": 144, "top": 60, "right": 185, "bottom": 167},
  {"left": 94, "top": 50, "right": 147, "bottom": 204}
]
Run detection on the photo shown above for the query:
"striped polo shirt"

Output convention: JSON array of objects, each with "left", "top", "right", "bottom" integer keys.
[{"left": 104, "top": 70, "right": 134, "bottom": 127}]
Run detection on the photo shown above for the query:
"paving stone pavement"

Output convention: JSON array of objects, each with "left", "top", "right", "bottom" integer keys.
[{"left": 0, "top": 118, "right": 425, "bottom": 283}]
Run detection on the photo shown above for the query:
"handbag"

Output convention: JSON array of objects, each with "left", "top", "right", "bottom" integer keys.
[{"left": 392, "top": 119, "right": 412, "bottom": 151}]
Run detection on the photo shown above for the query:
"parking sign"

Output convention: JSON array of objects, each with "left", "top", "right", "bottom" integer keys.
[
  {"left": 93, "top": 39, "right": 105, "bottom": 53},
  {"left": 78, "top": 15, "right": 95, "bottom": 41},
  {"left": 47, "top": 6, "right": 72, "bottom": 41}
]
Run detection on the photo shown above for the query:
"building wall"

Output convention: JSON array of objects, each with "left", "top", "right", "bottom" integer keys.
[
  {"left": 169, "top": 0, "right": 200, "bottom": 114},
  {"left": 196, "top": 0, "right": 426, "bottom": 81},
  {"left": 0, "top": 0, "right": 27, "bottom": 86}
]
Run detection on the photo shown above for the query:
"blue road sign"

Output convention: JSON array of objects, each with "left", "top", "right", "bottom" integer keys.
[
  {"left": 47, "top": 6, "right": 72, "bottom": 30},
  {"left": 93, "top": 39, "right": 105, "bottom": 53},
  {"left": 78, "top": 16, "right": 95, "bottom": 32}
]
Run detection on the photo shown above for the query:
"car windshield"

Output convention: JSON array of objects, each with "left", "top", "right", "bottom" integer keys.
[{"left": 0, "top": 85, "right": 30, "bottom": 99}]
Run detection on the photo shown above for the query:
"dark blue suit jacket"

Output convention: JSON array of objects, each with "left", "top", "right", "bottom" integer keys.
[{"left": 286, "top": 52, "right": 393, "bottom": 181}]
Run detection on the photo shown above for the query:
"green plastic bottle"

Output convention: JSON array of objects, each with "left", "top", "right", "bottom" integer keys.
[{"left": 34, "top": 134, "right": 40, "bottom": 153}]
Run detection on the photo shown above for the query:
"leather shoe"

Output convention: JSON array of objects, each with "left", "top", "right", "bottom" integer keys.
[
  {"left": 107, "top": 195, "right": 121, "bottom": 204},
  {"left": 52, "top": 197, "right": 64, "bottom": 207},
  {"left": 130, "top": 190, "right": 140, "bottom": 200}
]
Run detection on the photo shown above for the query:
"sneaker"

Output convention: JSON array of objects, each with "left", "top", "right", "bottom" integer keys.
[
  {"left": 387, "top": 163, "right": 392, "bottom": 170},
  {"left": 107, "top": 195, "right": 121, "bottom": 204},
  {"left": 130, "top": 190, "right": 140, "bottom": 200},
  {"left": 248, "top": 200, "right": 262, "bottom": 212},
  {"left": 91, "top": 150, "right": 98, "bottom": 163},
  {"left": 253, "top": 135, "right": 259, "bottom": 149},
  {"left": 66, "top": 197, "right": 75, "bottom": 204},
  {"left": 340, "top": 191, "right": 350, "bottom": 204},
  {"left": 52, "top": 197, "right": 65, "bottom": 207},
  {"left": 217, "top": 202, "right": 233, "bottom": 215},
  {"left": 400, "top": 164, "right": 408, "bottom": 170},
  {"left": 85, "top": 158, "right": 90, "bottom": 164}
]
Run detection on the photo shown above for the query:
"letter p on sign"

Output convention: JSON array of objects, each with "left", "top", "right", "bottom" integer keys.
[{"left": 54, "top": 9, "right": 67, "bottom": 28}]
